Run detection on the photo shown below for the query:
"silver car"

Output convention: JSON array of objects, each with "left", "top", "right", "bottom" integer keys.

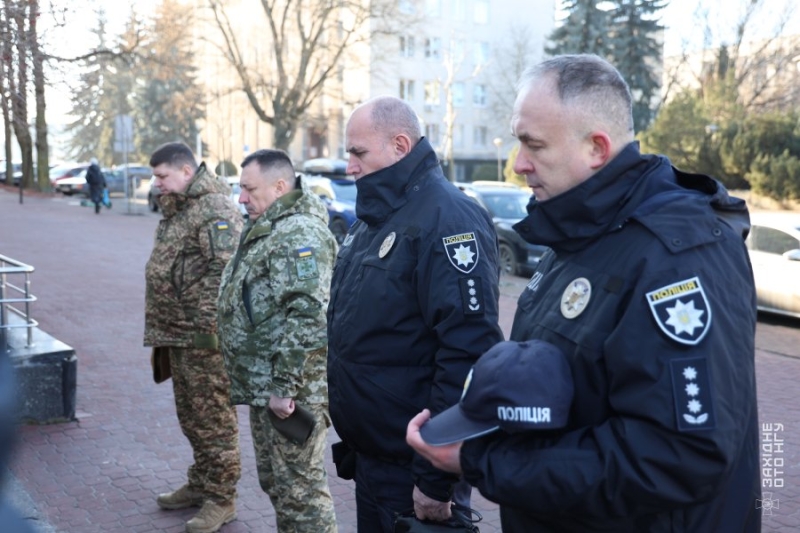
[{"left": 746, "top": 212, "right": 800, "bottom": 319}]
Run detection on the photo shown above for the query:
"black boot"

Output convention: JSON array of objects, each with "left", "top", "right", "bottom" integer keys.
[{"left": 95, "top": 202, "right": 101, "bottom": 214}]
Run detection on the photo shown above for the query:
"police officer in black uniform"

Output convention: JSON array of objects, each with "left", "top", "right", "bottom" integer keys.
[
  {"left": 407, "top": 55, "right": 761, "bottom": 533},
  {"left": 327, "top": 95, "right": 504, "bottom": 532}
]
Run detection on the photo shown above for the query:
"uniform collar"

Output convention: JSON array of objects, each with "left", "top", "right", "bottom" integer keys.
[
  {"left": 513, "top": 142, "right": 672, "bottom": 252},
  {"left": 355, "top": 137, "right": 440, "bottom": 226}
]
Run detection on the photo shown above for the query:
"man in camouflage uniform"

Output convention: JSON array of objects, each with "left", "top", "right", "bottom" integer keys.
[
  {"left": 218, "top": 149, "right": 338, "bottom": 533},
  {"left": 144, "top": 142, "right": 243, "bottom": 533}
]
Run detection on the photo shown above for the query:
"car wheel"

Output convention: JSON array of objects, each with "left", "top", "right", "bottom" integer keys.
[
  {"left": 330, "top": 218, "right": 349, "bottom": 245},
  {"left": 148, "top": 192, "right": 159, "bottom": 212},
  {"left": 499, "top": 243, "right": 519, "bottom": 277}
]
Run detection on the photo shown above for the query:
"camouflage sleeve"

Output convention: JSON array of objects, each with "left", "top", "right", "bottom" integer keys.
[
  {"left": 195, "top": 208, "right": 243, "bottom": 334},
  {"left": 268, "top": 223, "right": 335, "bottom": 399}
]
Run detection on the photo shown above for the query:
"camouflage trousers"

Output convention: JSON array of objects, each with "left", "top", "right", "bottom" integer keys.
[
  {"left": 170, "top": 346, "right": 241, "bottom": 503},
  {"left": 250, "top": 404, "right": 337, "bottom": 533}
]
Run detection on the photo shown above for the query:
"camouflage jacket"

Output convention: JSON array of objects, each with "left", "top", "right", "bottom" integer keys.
[
  {"left": 218, "top": 176, "right": 337, "bottom": 407},
  {"left": 144, "top": 163, "right": 243, "bottom": 348}
]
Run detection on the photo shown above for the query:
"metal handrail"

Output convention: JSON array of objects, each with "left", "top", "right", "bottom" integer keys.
[{"left": 0, "top": 253, "right": 37, "bottom": 347}]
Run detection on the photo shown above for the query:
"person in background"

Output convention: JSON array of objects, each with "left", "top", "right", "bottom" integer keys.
[
  {"left": 84, "top": 158, "right": 106, "bottom": 214},
  {"left": 407, "top": 54, "right": 761, "bottom": 533},
  {"left": 144, "top": 142, "right": 244, "bottom": 533},
  {"left": 217, "top": 149, "right": 338, "bottom": 533},
  {"left": 327, "top": 95, "right": 504, "bottom": 532}
]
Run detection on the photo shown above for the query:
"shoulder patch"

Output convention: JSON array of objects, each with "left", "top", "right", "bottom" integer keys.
[
  {"left": 646, "top": 276, "right": 711, "bottom": 346},
  {"left": 670, "top": 357, "right": 716, "bottom": 431},
  {"left": 215, "top": 220, "right": 230, "bottom": 231},
  {"left": 294, "top": 247, "right": 319, "bottom": 280},
  {"left": 443, "top": 232, "right": 479, "bottom": 274}
]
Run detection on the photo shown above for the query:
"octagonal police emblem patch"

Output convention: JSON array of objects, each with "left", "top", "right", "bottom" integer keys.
[
  {"left": 443, "top": 232, "right": 479, "bottom": 274},
  {"left": 646, "top": 276, "right": 711, "bottom": 346}
]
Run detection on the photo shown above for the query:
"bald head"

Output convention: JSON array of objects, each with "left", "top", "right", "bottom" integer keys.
[{"left": 345, "top": 96, "right": 422, "bottom": 180}]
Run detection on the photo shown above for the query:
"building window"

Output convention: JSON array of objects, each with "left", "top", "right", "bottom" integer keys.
[
  {"left": 424, "top": 80, "right": 441, "bottom": 109},
  {"left": 399, "top": 79, "right": 416, "bottom": 102},
  {"left": 399, "top": 0, "right": 415, "bottom": 15},
  {"left": 454, "top": 124, "right": 464, "bottom": 148},
  {"left": 426, "top": 0, "right": 442, "bottom": 17},
  {"left": 452, "top": 82, "right": 465, "bottom": 107},
  {"left": 425, "top": 123, "right": 440, "bottom": 145},
  {"left": 474, "top": 0, "right": 489, "bottom": 24},
  {"left": 473, "top": 84, "right": 487, "bottom": 107},
  {"left": 400, "top": 35, "right": 415, "bottom": 58},
  {"left": 474, "top": 42, "right": 490, "bottom": 65},
  {"left": 425, "top": 37, "right": 441, "bottom": 60},
  {"left": 452, "top": 39, "right": 466, "bottom": 62},
  {"left": 452, "top": 0, "right": 466, "bottom": 21},
  {"left": 473, "top": 125, "right": 488, "bottom": 147}
]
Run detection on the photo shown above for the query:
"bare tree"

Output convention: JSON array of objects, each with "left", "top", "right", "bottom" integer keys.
[
  {"left": 487, "top": 24, "right": 538, "bottom": 137},
  {"left": 661, "top": 0, "right": 800, "bottom": 114},
  {"left": 438, "top": 35, "right": 481, "bottom": 181},
  {"left": 30, "top": 0, "right": 48, "bottom": 191},
  {"left": 205, "top": 0, "right": 412, "bottom": 151},
  {"left": 0, "top": 3, "right": 13, "bottom": 184},
  {"left": 5, "top": 0, "right": 33, "bottom": 190}
]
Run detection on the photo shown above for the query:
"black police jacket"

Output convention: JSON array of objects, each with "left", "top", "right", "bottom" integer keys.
[
  {"left": 327, "top": 137, "right": 504, "bottom": 500},
  {"left": 460, "top": 143, "right": 761, "bottom": 532}
]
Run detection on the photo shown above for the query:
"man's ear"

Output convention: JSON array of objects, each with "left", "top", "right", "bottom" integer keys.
[
  {"left": 182, "top": 164, "right": 195, "bottom": 181},
  {"left": 392, "top": 134, "right": 413, "bottom": 158},
  {"left": 587, "top": 131, "right": 613, "bottom": 170}
]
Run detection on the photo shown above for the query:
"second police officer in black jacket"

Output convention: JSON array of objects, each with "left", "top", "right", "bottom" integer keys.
[
  {"left": 327, "top": 95, "right": 504, "bottom": 532},
  {"left": 407, "top": 55, "right": 761, "bottom": 533}
]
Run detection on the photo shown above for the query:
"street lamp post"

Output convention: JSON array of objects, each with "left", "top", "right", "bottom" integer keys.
[{"left": 492, "top": 137, "right": 503, "bottom": 182}]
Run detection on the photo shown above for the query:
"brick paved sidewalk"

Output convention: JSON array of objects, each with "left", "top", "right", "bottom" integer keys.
[
  {"left": 2, "top": 188, "right": 798, "bottom": 532},
  {"left": 0, "top": 190, "right": 501, "bottom": 532}
]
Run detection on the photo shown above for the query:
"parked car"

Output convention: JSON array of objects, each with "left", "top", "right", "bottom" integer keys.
[
  {"left": 456, "top": 181, "right": 548, "bottom": 277},
  {"left": 56, "top": 167, "right": 111, "bottom": 196},
  {"left": 745, "top": 212, "right": 800, "bottom": 319},
  {"left": 304, "top": 174, "right": 357, "bottom": 244},
  {"left": 300, "top": 158, "right": 355, "bottom": 243},
  {"left": 302, "top": 158, "right": 348, "bottom": 177},
  {"left": 49, "top": 163, "right": 89, "bottom": 187},
  {"left": 0, "top": 162, "right": 22, "bottom": 185}
]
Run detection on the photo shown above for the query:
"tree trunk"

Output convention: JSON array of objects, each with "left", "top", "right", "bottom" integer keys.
[
  {"left": 30, "top": 0, "right": 48, "bottom": 191},
  {"left": 10, "top": 0, "right": 33, "bottom": 190},
  {"left": 0, "top": 3, "right": 14, "bottom": 183}
]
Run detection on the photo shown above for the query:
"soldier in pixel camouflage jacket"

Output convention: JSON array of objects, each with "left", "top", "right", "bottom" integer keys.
[
  {"left": 218, "top": 149, "right": 338, "bottom": 533},
  {"left": 144, "top": 142, "right": 243, "bottom": 532}
]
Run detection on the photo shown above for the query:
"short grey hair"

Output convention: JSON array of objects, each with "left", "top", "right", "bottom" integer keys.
[
  {"left": 366, "top": 96, "right": 422, "bottom": 143},
  {"left": 517, "top": 54, "right": 634, "bottom": 139}
]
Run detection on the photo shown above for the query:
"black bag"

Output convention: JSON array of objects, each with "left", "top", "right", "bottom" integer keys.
[
  {"left": 331, "top": 440, "right": 357, "bottom": 480},
  {"left": 393, "top": 504, "right": 481, "bottom": 533}
]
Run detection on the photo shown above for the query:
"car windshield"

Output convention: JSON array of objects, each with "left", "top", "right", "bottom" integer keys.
[
  {"left": 329, "top": 181, "right": 357, "bottom": 203},
  {"left": 482, "top": 193, "right": 529, "bottom": 219}
]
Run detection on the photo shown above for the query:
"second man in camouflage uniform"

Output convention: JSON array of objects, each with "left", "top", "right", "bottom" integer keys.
[{"left": 218, "top": 149, "right": 338, "bottom": 533}]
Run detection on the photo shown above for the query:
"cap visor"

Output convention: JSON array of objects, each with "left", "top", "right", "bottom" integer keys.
[{"left": 419, "top": 405, "right": 499, "bottom": 446}]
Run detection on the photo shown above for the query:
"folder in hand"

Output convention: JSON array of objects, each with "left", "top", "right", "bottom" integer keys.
[{"left": 267, "top": 403, "right": 316, "bottom": 445}]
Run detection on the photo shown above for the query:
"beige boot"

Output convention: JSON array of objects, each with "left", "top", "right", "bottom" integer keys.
[
  {"left": 185, "top": 500, "right": 237, "bottom": 533},
  {"left": 156, "top": 484, "right": 204, "bottom": 510}
]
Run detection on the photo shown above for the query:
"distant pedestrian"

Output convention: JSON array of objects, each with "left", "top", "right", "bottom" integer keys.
[
  {"left": 144, "top": 142, "right": 244, "bottom": 533},
  {"left": 84, "top": 158, "right": 106, "bottom": 214},
  {"left": 218, "top": 149, "right": 338, "bottom": 533}
]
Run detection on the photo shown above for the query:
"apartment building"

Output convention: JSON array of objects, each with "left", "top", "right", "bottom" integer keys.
[{"left": 192, "top": 0, "right": 554, "bottom": 178}]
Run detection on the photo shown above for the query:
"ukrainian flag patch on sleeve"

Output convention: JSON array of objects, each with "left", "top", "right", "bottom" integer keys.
[
  {"left": 295, "top": 247, "right": 319, "bottom": 280},
  {"left": 215, "top": 220, "right": 230, "bottom": 231}
]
